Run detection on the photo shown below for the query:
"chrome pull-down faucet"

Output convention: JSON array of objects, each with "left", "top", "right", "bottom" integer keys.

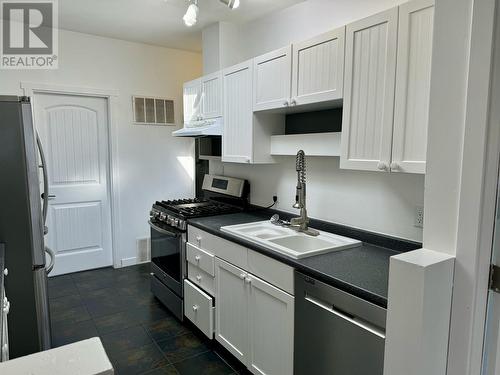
[{"left": 289, "top": 150, "right": 319, "bottom": 236}]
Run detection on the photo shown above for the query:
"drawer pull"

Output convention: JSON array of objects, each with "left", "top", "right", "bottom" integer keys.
[
  {"left": 245, "top": 277, "right": 252, "bottom": 284},
  {"left": 192, "top": 304, "right": 199, "bottom": 312},
  {"left": 196, "top": 236, "right": 202, "bottom": 245},
  {"left": 240, "top": 273, "right": 246, "bottom": 280},
  {"left": 196, "top": 275, "right": 202, "bottom": 282},
  {"left": 195, "top": 255, "right": 201, "bottom": 262}
]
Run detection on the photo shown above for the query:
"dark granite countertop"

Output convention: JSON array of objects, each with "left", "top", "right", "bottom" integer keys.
[{"left": 187, "top": 209, "right": 421, "bottom": 308}]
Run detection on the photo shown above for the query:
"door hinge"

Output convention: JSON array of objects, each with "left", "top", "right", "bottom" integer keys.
[{"left": 490, "top": 265, "right": 500, "bottom": 293}]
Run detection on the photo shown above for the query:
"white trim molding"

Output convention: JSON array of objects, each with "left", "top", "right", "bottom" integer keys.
[{"left": 21, "top": 81, "right": 122, "bottom": 269}]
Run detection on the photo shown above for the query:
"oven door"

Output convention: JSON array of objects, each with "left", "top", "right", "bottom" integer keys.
[{"left": 149, "top": 220, "right": 185, "bottom": 296}]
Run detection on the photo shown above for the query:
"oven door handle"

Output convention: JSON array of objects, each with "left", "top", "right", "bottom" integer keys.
[{"left": 148, "top": 220, "right": 179, "bottom": 238}]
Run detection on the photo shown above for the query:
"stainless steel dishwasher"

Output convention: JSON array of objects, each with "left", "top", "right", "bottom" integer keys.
[{"left": 294, "top": 271, "right": 387, "bottom": 375}]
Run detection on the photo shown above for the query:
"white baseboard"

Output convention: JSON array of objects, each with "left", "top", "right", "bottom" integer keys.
[{"left": 120, "top": 257, "right": 137, "bottom": 267}]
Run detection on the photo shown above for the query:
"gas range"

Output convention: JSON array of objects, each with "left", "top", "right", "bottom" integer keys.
[
  {"left": 148, "top": 174, "right": 249, "bottom": 321},
  {"left": 150, "top": 197, "right": 243, "bottom": 231}
]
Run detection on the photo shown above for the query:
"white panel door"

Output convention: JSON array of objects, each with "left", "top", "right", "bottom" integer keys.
[
  {"left": 34, "top": 93, "right": 112, "bottom": 276},
  {"left": 183, "top": 78, "right": 202, "bottom": 123},
  {"left": 215, "top": 257, "right": 249, "bottom": 364},
  {"left": 391, "top": 0, "right": 434, "bottom": 174},
  {"left": 247, "top": 274, "right": 294, "bottom": 375},
  {"left": 201, "top": 71, "right": 222, "bottom": 119},
  {"left": 291, "top": 27, "right": 345, "bottom": 106},
  {"left": 340, "top": 8, "right": 399, "bottom": 172},
  {"left": 222, "top": 60, "right": 254, "bottom": 163},
  {"left": 253, "top": 46, "right": 292, "bottom": 111}
]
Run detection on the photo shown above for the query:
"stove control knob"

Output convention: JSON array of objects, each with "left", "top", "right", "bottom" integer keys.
[
  {"left": 159, "top": 213, "right": 166, "bottom": 221},
  {"left": 173, "top": 219, "right": 179, "bottom": 227},
  {"left": 167, "top": 215, "right": 174, "bottom": 225}
]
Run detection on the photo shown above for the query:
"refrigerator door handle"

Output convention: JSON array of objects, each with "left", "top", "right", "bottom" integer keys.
[
  {"left": 36, "top": 131, "right": 49, "bottom": 229},
  {"left": 45, "top": 247, "right": 55, "bottom": 275}
]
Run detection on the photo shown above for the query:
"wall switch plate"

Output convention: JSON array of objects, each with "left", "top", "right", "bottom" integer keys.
[{"left": 415, "top": 206, "right": 424, "bottom": 228}]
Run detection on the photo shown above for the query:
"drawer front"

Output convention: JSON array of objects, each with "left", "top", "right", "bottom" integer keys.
[
  {"left": 186, "top": 243, "right": 215, "bottom": 276},
  {"left": 184, "top": 279, "right": 214, "bottom": 339},
  {"left": 188, "top": 263, "right": 215, "bottom": 296},
  {"left": 248, "top": 250, "right": 294, "bottom": 295},
  {"left": 188, "top": 225, "right": 248, "bottom": 270}
]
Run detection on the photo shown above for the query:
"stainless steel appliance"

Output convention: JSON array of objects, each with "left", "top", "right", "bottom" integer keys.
[
  {"left": 0, "top": 96, "right": 53, "bottom": 358},
  {"left": 294, "top": 271, "right": 387, "bottom": 375},
  {"left": 0, "top": 244, "right": 8, "bottom": 362},
  {"left": 149, "top": 174, "right": 249, "bottom": 320}
]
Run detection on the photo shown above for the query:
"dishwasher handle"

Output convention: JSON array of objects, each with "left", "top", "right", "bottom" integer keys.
[{"left": 305, "top": 294, "right": 386, "bottom": 339}]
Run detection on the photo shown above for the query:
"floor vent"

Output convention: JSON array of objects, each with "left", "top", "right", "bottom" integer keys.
[{"left": 137, "top": 237, "right": 151, "bottom": 262}]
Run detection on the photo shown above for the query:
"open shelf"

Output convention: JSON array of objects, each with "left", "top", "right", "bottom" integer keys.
[{"left": 270, "top": 132, "right": 341, "bottom": 157}]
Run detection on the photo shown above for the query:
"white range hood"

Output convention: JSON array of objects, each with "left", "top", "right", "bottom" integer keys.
[{"left": 173, "top": 117, "right": 223, "bottom": 137}]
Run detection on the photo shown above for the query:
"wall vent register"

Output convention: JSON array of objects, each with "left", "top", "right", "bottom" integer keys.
[{"left": 133, "top": 96, "right": 175, "bottom": 125}]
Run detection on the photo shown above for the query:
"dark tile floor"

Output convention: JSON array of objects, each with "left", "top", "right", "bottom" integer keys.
[{"left": 48, "top": 263, "right": 248, "bottom": 375}]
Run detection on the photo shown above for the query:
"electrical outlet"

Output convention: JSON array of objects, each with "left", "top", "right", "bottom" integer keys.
[{"left": 415, "top": 206, "right": 424, "bottom": 228}]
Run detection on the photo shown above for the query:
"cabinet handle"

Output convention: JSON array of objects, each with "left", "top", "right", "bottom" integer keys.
[
  {"left": 290, "top": 99, "right": 297, "bottom": 106},
  {"left": 192, "top": 304, "right": 199, "bottom": 312},
  {"left": 196, "top": 236, "right": 202, "bottom": 245},
  {"left": 390, "top": 162, "right": 399, "bottom": 171},
  {"left": 195, "top": 255, "right": 201, "bottom": 262},
  {"left": 377, "top": 162, "right": 388, "bottom": 171},
  {"left": 245, "top": 277, "right": 252, "bottom": 284},
  {"left": 196, "top": 275, "right": 202, "bottom": 282},
  {"left": 240, "top": 273, "right": 246, "bottom": 280},
  {"left": 283, "top": 101, "right": 289, "bottom": 107}
]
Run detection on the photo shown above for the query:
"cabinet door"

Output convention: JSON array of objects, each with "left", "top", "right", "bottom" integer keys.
[
  {"left": 222, "top": 60, "right": 254, "bottom": 163},
  {"left": 391, "top": 0, "right": 434, "bottom": 174},
  {"left": 253, "top": 46, "right": 292, "bottom": 111},
  {"left": 247, "top": 274, "right": 294, "bottom": 375},
  {"left": 215, "top": 258, "right": 249, "bottom": 364},
  {"left": 201, "top": 71, "right": 222, "bottom": 119},
  {"left": 183, "top": 78, "right": 202, "bottom": 124},
  {"left": 340, "top": 8, "right": 399, "bottom": 172},
  {"left": 291, "top": 27, "right": 345, "bottom": 106}
]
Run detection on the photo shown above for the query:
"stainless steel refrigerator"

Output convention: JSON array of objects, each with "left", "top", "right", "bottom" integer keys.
[{"left": 0, "top": 96, "right": 53, "bottom": 358}]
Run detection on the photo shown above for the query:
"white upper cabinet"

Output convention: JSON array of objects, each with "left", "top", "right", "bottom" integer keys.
[
  {"left": 391, "top": 0, "right": 434, "bottom": 174},
  {"left": 201, "top": 71, "right": 223, "bottom": 119},
  {"left": 222, "top": 60, "right": 254, "bottom": 163},
  {"left": 223, "top": 60, "right": 284, "bottom": 164},
  {"left": 340, "top": 8, "right": 399, "bottom": 172},
  {"left": 292, "top": 27, "right": 345, "bottom": 106},
  {"left": 341, "top": 0, "right": 434, "bottom": 174},
  {"left": 183, "top": 78, "right": 202, "bottom": 124},
  {"left": 253, "top": 46, "right": 292, "bottom": 111}
]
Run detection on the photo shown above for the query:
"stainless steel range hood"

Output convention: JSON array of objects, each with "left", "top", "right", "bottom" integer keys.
[{"left": 173, "top": 117, "right": 223, "bottom": 137}]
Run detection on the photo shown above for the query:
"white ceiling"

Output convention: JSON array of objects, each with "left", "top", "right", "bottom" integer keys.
[{"left": 58, "top": 0, "right": 304, "bottom": 52}]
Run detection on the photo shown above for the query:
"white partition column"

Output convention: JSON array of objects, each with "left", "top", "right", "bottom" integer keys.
[{"left": 384, "top": 249, "right": 455, "bottom": 375}]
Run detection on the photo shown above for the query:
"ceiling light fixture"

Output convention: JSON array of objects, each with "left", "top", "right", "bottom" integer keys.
[
  {"left": 183, "top": 0, "right": 199, "bottom": 27},
  {"left": 219, "top": 0, "right": 240, "bottom": 9}
]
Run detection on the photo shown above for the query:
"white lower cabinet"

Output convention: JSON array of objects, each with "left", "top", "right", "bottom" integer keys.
[
  {"left": 215, "top": 257, "right": 294, "bottom": 375},
  {"left": 215, "top": 258, "right": 249, "bottom": 363},
  {"left": 247, "top": 274, "right": 294, "bottom": 375}
]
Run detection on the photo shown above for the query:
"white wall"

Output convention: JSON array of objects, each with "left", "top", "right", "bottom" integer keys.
[
  {"left": 206, "top": 0, "right": 425, "bottom": 242},
  {"left": 0, "top": 29, "right": 203, "bottom": 267},
  {"left": 212, "top": 157, "right": 424, "bottom": 241},
  {"left": 218, "top": 0, "right": 408, "bottom": 67}
]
